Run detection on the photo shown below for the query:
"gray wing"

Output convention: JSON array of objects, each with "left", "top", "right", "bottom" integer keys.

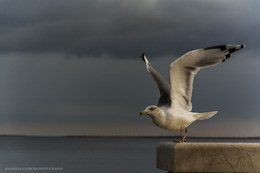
[
  {"left": 169, "top": 44, "right": 245, "bottom": 111},
  {"left": 140, "top": 53, "right": 171, "bottom": 107}
]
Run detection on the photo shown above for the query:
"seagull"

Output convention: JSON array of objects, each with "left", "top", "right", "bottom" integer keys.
[{"left": 138, "top": 44, "right": 245, "bottom": 142}]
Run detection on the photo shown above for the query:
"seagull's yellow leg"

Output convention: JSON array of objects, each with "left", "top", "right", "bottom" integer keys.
[
  {"left": 182, "top": 127, "right": 188, "bottom": 142},
  {"left": 173, "top": 128, "right": 187, "bottom": 143}
]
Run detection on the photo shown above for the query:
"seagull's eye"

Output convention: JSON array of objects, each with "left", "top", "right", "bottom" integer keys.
[{"left": 150, "top": 107, "right": 155, "bottom": 111}]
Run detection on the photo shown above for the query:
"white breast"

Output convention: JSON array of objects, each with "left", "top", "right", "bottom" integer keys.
[{"left": 152, "top": 107, "right": 196, "bottom": 131}]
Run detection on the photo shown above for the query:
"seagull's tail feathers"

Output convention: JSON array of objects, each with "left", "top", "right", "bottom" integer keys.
[{"left": 194, "top": 111, "right": 218, "bottom": 120}]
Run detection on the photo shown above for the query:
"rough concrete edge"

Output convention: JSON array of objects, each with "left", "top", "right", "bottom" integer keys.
[
  {"left": 156, "top": 142, "right": 176, "bottom": 172},
  {"left": 158, "top": 142, "right": 260, "bottom": 173}
]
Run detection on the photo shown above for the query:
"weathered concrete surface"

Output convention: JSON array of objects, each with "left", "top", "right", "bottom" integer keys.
[{"left": 157, "top": 142, "right": 260, "bottom": 173}]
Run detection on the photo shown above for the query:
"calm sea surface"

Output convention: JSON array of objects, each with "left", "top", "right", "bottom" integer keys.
[{"left": 0, "top": 136, "right": 259, "bottom": 173}]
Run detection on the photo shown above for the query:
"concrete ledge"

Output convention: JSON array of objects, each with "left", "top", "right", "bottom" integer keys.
[{"left": 157, "top": 142, "right": 260, "bottom": 173}]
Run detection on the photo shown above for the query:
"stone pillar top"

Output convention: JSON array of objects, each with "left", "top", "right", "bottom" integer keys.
[{"left": 157, "top": 142, "right": 260, "bottom": 173}]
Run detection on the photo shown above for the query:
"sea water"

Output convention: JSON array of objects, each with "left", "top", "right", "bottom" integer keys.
[{"left": 0, "top": 136, "right": 259, "bottom": 173}]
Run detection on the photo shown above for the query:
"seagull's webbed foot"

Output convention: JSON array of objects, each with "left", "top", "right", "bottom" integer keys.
[{"left": 174, "top": 140, "right": 185, "bottom": 143}]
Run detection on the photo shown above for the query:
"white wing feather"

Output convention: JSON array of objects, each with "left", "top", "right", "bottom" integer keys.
[{"left": 169, "top": 44, "right": 245, "bottom": 111}]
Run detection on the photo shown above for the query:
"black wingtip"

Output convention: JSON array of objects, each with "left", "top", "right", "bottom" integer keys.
[
  {"left": 225, "top": 54, "right": 231, "bottom": 59},
  {"left": 241, "top": 44, "right": 246, "bottom": 48},
  {"left": 140, "top": 53, "right": 146, "bottom": 61},
  {"left": 204, "top": 45, "right": 227, "bottom": 51},
  {"left": 235, "top": 44, "right": 246, "bottom": 49},
  {"left": 204, "top": 44, "right": 246, "bottom": 51},
  {"left": 221, "top": 44, "right": 245, "bottom": 63}
]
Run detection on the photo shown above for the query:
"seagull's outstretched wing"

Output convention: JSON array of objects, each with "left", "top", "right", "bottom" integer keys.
[
  {"left": 169, "top": 44, "right": 245, "bottom": 111},
  {"left": 140, "top": 53, "right": 171, "bottom": 107}
]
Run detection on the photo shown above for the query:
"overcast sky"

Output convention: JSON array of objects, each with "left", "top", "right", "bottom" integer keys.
[{"left": 0, "top": 0, "right": 260, "bottom": 137}]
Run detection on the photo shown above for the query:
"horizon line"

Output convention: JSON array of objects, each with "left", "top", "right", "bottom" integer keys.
[{"left": 1, "top": 134, "right": 260, "bottom": 139}]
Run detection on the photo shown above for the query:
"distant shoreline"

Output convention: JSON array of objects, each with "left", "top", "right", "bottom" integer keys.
[{"left": 0, "top": 134, "right": 260, "bottom": 139}]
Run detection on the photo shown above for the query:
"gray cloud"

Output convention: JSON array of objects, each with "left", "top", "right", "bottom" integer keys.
[
  {"left": 0, "top": 0, "right": 259, "bottom": 58},
  {"left": 0, "top": 53, "right": 150, "bottom": 124}
]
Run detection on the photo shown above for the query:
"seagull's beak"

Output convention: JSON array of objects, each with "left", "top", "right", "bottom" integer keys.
[{"left": 138, "top": 110, "right": 147, "bottom": 116}]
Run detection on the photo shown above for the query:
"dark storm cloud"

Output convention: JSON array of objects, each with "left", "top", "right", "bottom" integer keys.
[
  {"left": 1, "top": 0, "right": 260, "bottom": 136},
  {"left": 0, "top": 0, "right": 259, "bottom": 58},
  {"left": 0, "top": 54, "right": 149, "bottom": 124}
]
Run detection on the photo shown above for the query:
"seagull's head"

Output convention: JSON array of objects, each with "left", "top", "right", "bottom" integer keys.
[{"left": 138, "top": 105, "right": 160, "bottom": 118}]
